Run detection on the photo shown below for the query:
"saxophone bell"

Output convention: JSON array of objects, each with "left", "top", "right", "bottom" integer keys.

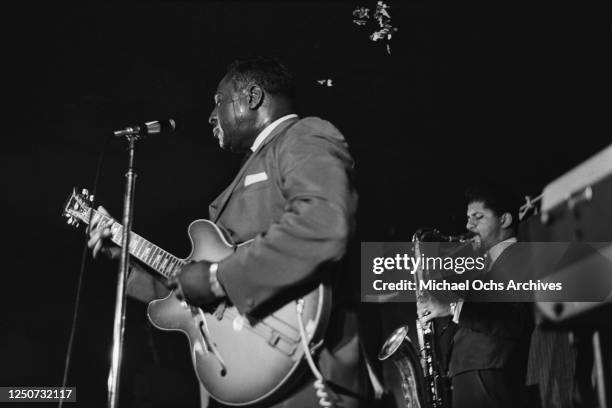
[
  {"left": 378, "top": 325, "right": 427, "bottom": 408},
  {"left": 378, "top": 326, "right": 410, "bottom": 361}
]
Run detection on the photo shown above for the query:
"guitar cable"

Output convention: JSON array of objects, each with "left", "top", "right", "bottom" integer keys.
[
  {"left": 296, "top": 299, "right": 337, "bottom": 408},
  {"left": 58, "top": 134, "right": 111, "bottom": 408}
]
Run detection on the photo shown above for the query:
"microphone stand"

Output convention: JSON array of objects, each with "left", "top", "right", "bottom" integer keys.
[{"left": 108, "top": 133, "right": 139, "bottom": 408}]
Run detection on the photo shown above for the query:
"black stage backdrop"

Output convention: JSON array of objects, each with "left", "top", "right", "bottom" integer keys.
[{"left": 2, "top": 2, "right": 611, "bottom": 407}]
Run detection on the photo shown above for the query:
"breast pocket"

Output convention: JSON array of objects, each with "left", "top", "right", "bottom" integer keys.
[
  {"left": 242, "top": 172, "right": 270, "bottom": 193},
  {"left": 242, "top": 179, "right": 270, "bottom": 193}
]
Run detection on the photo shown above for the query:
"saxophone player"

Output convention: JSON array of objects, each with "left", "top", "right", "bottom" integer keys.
[{"left": 417, "top": 182, "right": 534, "bottom": 408}]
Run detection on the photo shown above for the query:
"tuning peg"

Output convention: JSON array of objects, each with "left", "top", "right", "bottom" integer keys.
[
  {"left": 66, "top": 217, "right": 80, "bottom": 227},
  {"left": 82, "top": 188, "right": 89, "bottom": 196}
]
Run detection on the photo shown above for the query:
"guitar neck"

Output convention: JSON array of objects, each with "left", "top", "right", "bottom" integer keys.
[{"left": 87, "top": 208, "right": 185, "bottom": 280}]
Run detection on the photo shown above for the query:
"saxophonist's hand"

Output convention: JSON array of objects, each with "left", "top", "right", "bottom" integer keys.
[{"left": 417, "top": 297, "right": 452, "bottom": 324}]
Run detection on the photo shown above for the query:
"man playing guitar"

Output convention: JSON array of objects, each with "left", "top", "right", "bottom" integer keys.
[{"left": 87, "top": 56, "right": 368, "bottom": 408}]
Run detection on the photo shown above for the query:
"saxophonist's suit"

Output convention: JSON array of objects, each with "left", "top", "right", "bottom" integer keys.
[{"left": 449, "top": 242, "right": 534, "bottom": 408}]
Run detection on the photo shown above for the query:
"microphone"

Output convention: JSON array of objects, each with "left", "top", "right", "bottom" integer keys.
[{"left": 113, "top": 119, "right": 177, "bottom": 138}]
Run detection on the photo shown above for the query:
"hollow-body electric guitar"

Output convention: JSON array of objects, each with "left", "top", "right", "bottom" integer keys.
[{"left": 63, "top": 188, "right": 331, "bottom": 406}]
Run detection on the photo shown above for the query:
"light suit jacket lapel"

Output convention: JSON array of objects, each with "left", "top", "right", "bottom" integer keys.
[{"left": 209, "top": 117, "right": 299, "bottom": 223}]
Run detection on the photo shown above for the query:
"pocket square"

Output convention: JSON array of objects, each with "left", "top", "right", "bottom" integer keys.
[{"left": 244, "top": 172, "right": 268, "bottom": 186}]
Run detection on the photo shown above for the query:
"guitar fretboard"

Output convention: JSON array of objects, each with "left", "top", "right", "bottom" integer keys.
[{"left": 88, "top": 208, "right": 185, "bottom": 279}]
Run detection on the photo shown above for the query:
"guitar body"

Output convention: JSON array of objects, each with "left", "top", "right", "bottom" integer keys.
[
  {"left": 62, "top": 191, "right": 331, "bottom": 407},
  {"left": 147, "top": 220, "right": 331, "bottom": 406}
]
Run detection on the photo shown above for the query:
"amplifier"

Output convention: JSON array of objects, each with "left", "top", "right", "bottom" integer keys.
[{"left": 519, "top": 144, "right": 612, "bottom": 322}]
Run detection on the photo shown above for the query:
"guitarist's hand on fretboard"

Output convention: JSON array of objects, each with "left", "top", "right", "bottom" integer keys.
[{"left": 87, "top": 206, "right": 120, "bottom": 260}]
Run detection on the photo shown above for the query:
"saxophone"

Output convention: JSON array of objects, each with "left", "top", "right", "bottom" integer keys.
[{"left": 379, "top": 229, "right": 473, "bottom": 408}]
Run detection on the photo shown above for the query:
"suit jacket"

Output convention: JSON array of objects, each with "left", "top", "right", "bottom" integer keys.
[
  {"left": 448, "top": 243, "right": 534, "bottom": 377},
  {"left": 210, "top": 116, "right": 356, "bottom": 309},
  {"left": 211, "top": 116, "right": 364, "bottom": 400},
  {"left": 127, "top": 116, "right": 365, "bottom": 404}
]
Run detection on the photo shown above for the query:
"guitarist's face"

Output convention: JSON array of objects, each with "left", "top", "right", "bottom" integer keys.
[{"left": 209, "top": 75, "right": 258, "bottom": 153}]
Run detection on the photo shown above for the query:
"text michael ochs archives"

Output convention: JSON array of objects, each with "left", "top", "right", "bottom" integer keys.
[{"left": 370, "top": 276, "right": 562, "bottom": 292}]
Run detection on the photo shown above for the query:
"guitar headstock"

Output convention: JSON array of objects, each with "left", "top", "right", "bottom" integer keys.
[{"left": 63, "top": 188, "right": 94, "bottom": 228}]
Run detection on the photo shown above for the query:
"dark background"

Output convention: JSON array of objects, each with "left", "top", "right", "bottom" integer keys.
[{"left": 3, "top": 1, "right": 611, "bottom": 407}]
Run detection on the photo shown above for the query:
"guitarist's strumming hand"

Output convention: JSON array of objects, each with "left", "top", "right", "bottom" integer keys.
[
  {"left": 87, "top": 206, "right": 120, "bottom": 260},
  {"left": 172, "top": 261, "right": 227, "bottom": 308}
]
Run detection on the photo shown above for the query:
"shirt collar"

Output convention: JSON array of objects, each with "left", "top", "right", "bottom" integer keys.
[
  {"left": 250, "top": 114, "right": 298, "bottom": 152},
  {"left": 487, "top": 237, "right": 518, "bottom": 266}
]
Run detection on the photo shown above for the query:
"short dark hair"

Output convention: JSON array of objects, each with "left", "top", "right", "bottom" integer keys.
[
  {"left": 465, "top": 181, "right": 521, "bottom": 227},
  {"left": 225, "top": 56, "right": 296, "bottom": 100}
]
